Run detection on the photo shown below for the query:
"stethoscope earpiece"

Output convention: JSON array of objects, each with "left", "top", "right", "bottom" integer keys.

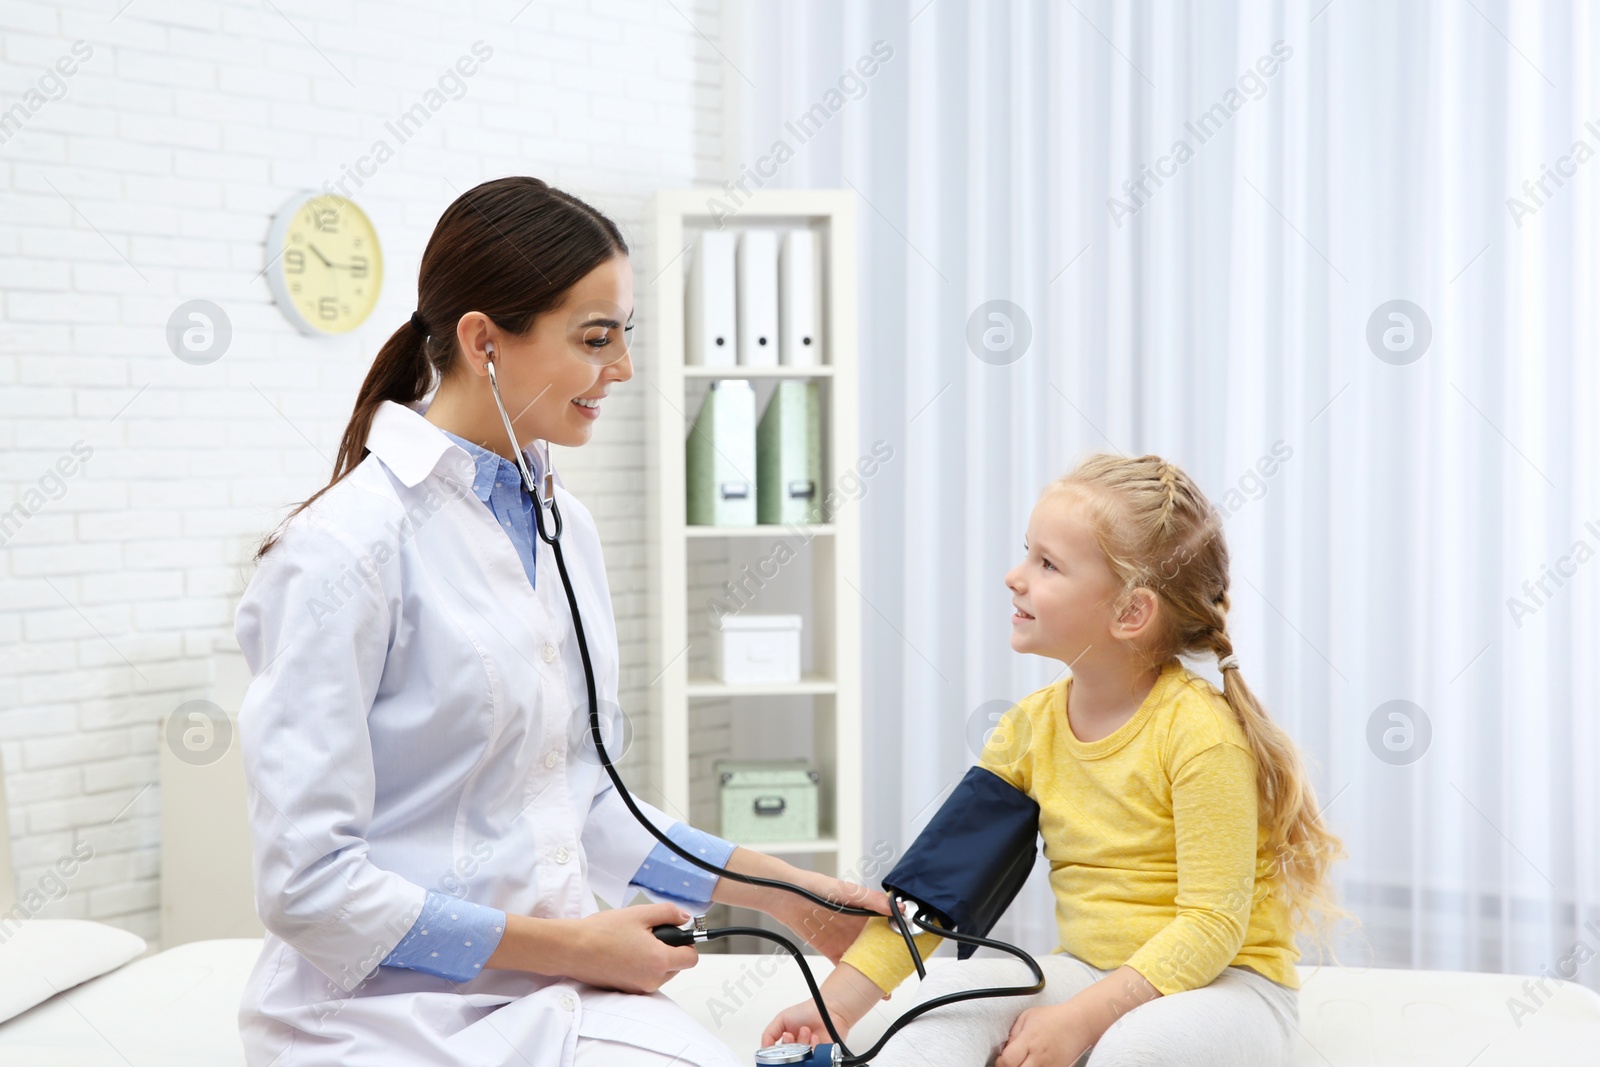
[{"left": 483, "top": 347, "right": 561, "bottom": 539}]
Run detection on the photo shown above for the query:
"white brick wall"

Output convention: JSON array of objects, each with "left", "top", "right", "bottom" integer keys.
[{"left": 0, "top": 0, "right": 728, "bottom": 947}]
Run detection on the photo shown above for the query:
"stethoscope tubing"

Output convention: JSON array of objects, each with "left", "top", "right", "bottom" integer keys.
[{"left": 482, "top": 356, "right": 1043, "bottom": 1064}]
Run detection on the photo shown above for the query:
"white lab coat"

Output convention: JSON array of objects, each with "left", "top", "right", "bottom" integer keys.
[{"left": 234, "top": 398, "right": 738, "bottom": 1067}]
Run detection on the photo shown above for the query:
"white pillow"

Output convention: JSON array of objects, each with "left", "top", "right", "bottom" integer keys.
[{"left": 0, "top": 919, "right": 147, "bottom": 1023}]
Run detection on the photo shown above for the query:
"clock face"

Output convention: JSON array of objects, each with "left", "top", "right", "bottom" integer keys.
[{"left": 266, "top": 193, "right": 384, "bottom": 335}]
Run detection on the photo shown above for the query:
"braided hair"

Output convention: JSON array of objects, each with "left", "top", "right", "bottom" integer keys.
[{"left": 1047, "top": 453, "right": 1345, "bottom": 949}]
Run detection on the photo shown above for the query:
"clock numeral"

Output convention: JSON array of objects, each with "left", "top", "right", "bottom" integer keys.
[
  {"left": 318, "top": 297, "right": 339, "bottom": 321},
  {"left": 284, "top": 249, "right": 305, "bottom": 274},
  {"left": 310, "top": 206, "right": 340, "bottom": 232},
  {"left": 349, "top": 255, "right": 367, "bottom": 279}
]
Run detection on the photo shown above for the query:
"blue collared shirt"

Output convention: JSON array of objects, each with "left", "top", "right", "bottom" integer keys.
[{"left": 380, "top": 429, "right": 736, "bottom": 982}]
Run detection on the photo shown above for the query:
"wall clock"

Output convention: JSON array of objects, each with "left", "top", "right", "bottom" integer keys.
[{"left": 265, "top": 192, "right": 384, "bottom": 335}]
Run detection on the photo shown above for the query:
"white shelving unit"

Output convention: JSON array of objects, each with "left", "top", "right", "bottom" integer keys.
[{"left": 644, "top": 190, "right": 862, "bottom": 910}]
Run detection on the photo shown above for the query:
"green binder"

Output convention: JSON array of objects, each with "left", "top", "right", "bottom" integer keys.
[
  {"left": 756, "top": 381, "right": 821, "bottom": 525},
  {"left": 686, "top": 379, "right": 757, "bottom": 525}
]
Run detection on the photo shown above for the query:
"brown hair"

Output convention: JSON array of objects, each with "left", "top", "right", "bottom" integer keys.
[
  {"left": 253, "top": 177, "right": 627, "bottom": 561},
  {"left": 1052, "top": 453, "right": 1346, "bottom": 947}
]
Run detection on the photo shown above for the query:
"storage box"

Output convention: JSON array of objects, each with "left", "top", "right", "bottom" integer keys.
[
  {"left": 717, "top": 760, "right": 820, "bottom": 843},
  {"left": 711, "top": 613, "right": 801, "bottom": 685}
]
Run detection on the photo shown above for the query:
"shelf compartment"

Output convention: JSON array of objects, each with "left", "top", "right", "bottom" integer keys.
[
  {"left": 686, "top": 674, "right": 837, "bottom": 698},
  {"left": 685, "top": 524, "right": 835, "bottom": 539},
  {"left": 684, "top": 365, "right": 834, "bottom": 378},
  {"left": 727, "top": 838, "right": 838, "bottom": 855}
]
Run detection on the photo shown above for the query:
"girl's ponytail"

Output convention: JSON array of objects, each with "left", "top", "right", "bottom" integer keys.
[{"left": 1207, "top": 624, "right": 1346, "bottom": 943}]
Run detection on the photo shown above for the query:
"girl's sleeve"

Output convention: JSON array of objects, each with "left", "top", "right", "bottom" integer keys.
[
  {"left": 839, "top": 918, "right": 942, "bottom": 996},
  {"left": 236, "top": 518, "right": 433, "bottom": 992},
  {"left": 839, "top": 702, "right": 1038, "bottom": 995},
  {"left": 1123, "top": 742, "right": 1259, "bottom": 995}
]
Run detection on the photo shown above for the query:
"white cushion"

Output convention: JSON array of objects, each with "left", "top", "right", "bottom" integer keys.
[
  {"left": 0, "top": 920, "right": 146, "bottom": 1024},
  {"left": 659, "top": 953, "right": 1600, "bottom": 1066},
  {"left": 0, "top": 938, "right": 258, "bottom": 1066},
  {"left": 2, "top": 940, "right": 1597, "bottom": 1067}
]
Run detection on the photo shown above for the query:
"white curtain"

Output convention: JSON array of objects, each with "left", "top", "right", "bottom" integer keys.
[{"left": 729, "top": 0, "right": 1600, "bottom": 986}]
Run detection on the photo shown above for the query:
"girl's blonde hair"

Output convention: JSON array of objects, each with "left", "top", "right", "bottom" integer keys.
[{"left": 1051, "top": 453, "right": 1345, "bottom": 947}]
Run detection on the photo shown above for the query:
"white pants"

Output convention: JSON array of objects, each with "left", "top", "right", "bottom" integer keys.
[
  {"left": 573, "top": 1037, "right": 741, "bottom": 1065},
  {"left": 865, "top": 953, "right": 1299, "bottom": 1067}
]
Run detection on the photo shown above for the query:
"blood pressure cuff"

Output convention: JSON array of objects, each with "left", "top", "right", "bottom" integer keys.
[{"left": 881, "top": 766, "right": 1040, "bottom": 959}]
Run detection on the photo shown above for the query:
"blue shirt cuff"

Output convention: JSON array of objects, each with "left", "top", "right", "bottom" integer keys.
[
  {"left": 629, "top": 823, "right": 737, "bottom": 912},
  {"left": 380, "top": 891, "right": 506, "bottom": 982}
]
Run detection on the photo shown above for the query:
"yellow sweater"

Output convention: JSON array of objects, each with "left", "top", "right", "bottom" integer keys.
[{"left": 841, "top": 661, "right": 1299, "bottom": 997}]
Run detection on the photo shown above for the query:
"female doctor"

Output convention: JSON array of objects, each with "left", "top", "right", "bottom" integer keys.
[{"left": 234, "top": 176, "right": 887, "bottom": 1067}]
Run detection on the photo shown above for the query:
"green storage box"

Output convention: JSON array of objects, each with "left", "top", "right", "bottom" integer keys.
[{"left": 717, "top": 759, "right": 820, "bottom": 843}]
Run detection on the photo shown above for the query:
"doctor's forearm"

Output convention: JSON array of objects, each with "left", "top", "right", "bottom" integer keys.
[
  {"left": 708, "top": 846, "right": 798, "bottom": 912},
  {"left": 483, "top": 913, "right": 583, "bottom": 975}
]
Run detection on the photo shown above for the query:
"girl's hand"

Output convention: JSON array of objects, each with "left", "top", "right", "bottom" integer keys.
[
  {"left": 760, "top": 963, "right": 885, "bottom": 1048},
  {"left": 995, "top": 1002, "right": 1094, "bottom": 1067},
  {"left": 762, "top": 996, "right": 835, "bottom": 1049},
  {"left": 536, "top": 903, "right": 700, "bottom": 994}
]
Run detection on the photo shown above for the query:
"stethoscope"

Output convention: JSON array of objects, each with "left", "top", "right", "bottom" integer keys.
[{"left": 483, "top": 351, "right": 1043, "bottom": 1066}]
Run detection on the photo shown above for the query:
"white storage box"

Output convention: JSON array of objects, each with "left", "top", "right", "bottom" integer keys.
[{"left": 711, "top": 613, "right": 802, "bottom": 685}]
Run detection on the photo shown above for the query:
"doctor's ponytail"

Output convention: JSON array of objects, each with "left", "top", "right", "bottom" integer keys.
[{"left": 253, "top": 177, "right": 627, "bottom": 561}]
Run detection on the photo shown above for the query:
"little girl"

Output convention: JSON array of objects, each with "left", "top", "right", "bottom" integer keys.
[{"left": 764, "top": 453, "right": 1343, "bottom": 1066}]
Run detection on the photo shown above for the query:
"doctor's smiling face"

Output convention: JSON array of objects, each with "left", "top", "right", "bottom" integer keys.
[
  {"left": 432, "top": 257, "right": 636, "bottom": 463},
  {"left": 439, "top": 254, "right": 635, "bottom": 456}
]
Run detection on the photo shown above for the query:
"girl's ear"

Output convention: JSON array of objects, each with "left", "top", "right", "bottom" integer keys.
[{"left": 1111, "top": 587, "right": 1159, "bottom": 640}]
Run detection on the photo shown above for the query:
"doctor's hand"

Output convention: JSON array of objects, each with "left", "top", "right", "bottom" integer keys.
[
  {"left": 772, "top": 866, "right": 894, "bottom": 964},
  {"left": 505, "top": 903, "right": 699, "bottom": 995},
  {"left": 710, "top": 848, "right": 892, "bottom": 965}
]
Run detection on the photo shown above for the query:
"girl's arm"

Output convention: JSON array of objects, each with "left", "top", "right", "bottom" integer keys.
[
  {"left": 1062, "top": 965, "right": 1163, "bottom": 1032},
  {"left": 763, "top": 960, "right": 889, "bottom": 1047},
  {"left": 1119, "top": 742, "right": 1259, "bottom": 994}
]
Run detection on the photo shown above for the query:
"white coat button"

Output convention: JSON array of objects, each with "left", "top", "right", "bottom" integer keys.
[
  {"left": 560, "top": 993, "right": 575, "bottom": 1012},
  {"left": 545, "top": 750, "right": 559, "bottom": 769},
  {"left": 555, "top": 846, "right": 570, "bottom": 864},
  {"left": 542, "top": 643, "right": 558, "bottom": 662}
]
